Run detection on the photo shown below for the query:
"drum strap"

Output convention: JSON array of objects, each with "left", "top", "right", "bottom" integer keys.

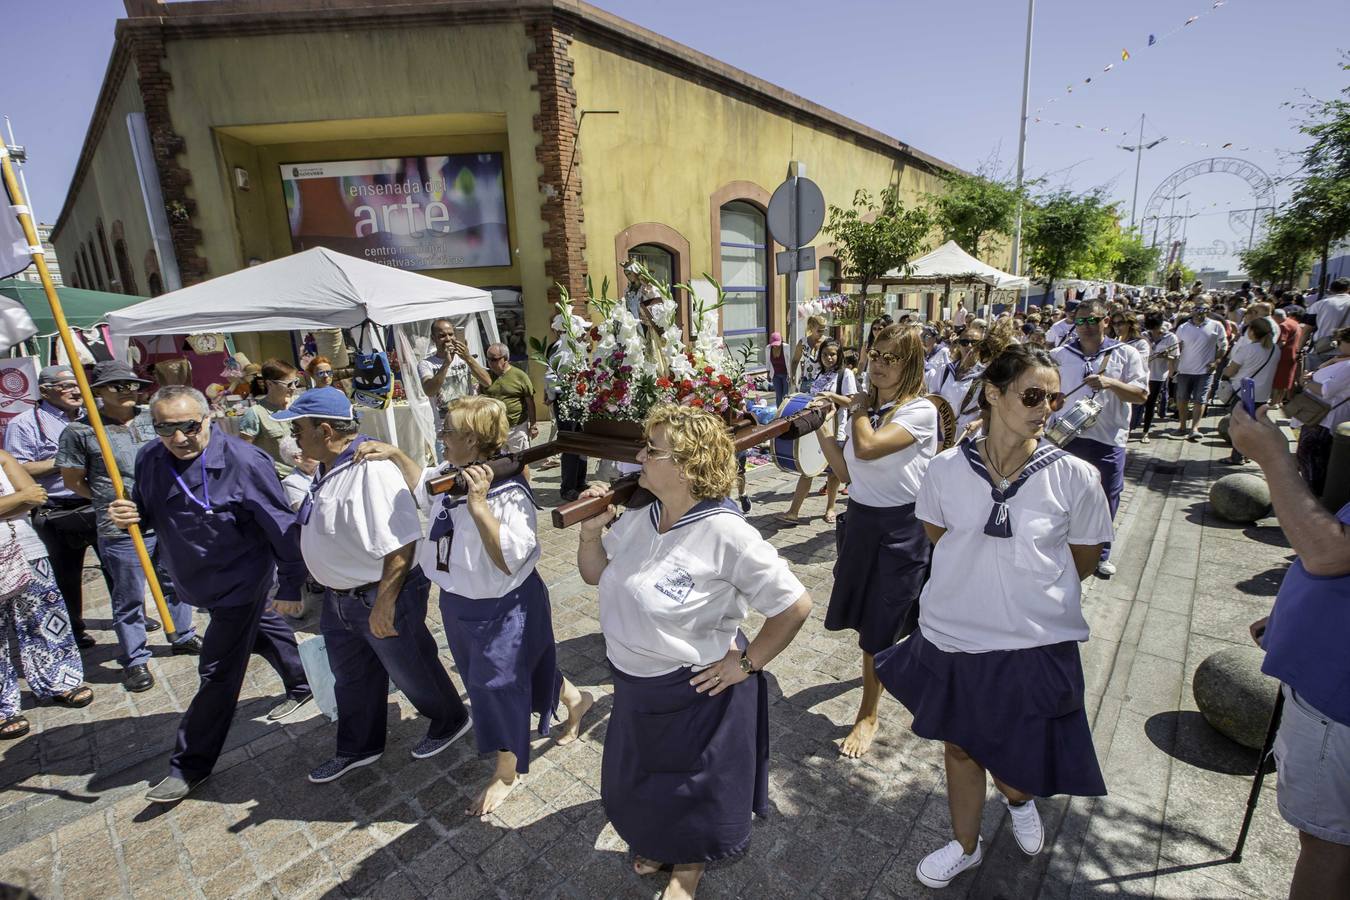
[{"left": 961, "top": 439, "right": 1066, "bottom": 538}]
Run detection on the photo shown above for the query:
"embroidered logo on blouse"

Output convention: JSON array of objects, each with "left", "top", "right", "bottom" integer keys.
[{"left": 653, "top": 567, "right": 695, "bottom": 604}]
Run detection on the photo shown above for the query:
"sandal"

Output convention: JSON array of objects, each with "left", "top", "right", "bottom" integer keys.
[
  {"left": 55, "top": 686, "right": 94, "bottom": 709},
  {"left": 1, "top": 716, "right": 30, "bottom": 740},
  {"left": 774, "top": 512, "right": 802, "bottom": 525},
  {"left": 633, "top": 856, "right": 672, "bottom": 876},
  {"left": 823, "top": 511, "right": 837, "bottom": 525}
]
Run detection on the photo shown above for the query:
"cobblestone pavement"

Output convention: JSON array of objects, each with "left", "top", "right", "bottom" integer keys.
[{"left": 0, "top": 411, "right": 1300, "bottom": 898}]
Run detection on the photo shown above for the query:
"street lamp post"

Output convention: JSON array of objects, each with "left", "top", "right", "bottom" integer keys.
[
  {"left": 1120, "top": 115, "right": 1165, "bottom": 230},
  {"left": 1010, "top": 0, "right": 1035, "bottom": 311}
]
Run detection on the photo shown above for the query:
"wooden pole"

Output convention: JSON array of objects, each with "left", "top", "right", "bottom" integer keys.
[{"left": 0, "top": 147, "right": 178, "bottom": 637}]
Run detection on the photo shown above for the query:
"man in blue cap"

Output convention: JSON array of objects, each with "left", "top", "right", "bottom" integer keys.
[
  {"left": 57, "top": 360, "right": 200, "bottom": 692},
  {"left": 108, "top": 385, "right": 312, "bottom": 803},
  {"left": 275, "top": 387, "right": 469, "bottom": 784}
]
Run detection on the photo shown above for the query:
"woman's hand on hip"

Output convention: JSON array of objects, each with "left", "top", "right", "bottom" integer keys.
[{"left": 689, "top": 648, "right": 749, "bottom": 696}]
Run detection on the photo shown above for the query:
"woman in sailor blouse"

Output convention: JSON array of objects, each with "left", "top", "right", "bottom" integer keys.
[
  {"left": 362, "top": 396, "right": 592, "bottom": 818},
  {"left": 873, "top": 344, "right": 1114, "bottom": 891},
  {"left": 927, "top": 318, "right": 989, "bottom": 432},
  {"left": 809, "top": 322, "right": 939, "bottom": 759},
  {"left": 576, "top": 406, "right": 812, "bottom": 900}
]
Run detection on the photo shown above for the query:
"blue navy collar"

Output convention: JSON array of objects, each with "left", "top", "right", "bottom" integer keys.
[
  {"left": 1061, "top": 338, "right": 1121, "bottom": 362},
  {"left": 443, "top": 474, "right": 540, "bottom": 511},
  {"left": 648, "top": 497, "right": 743, "bottom": 532},
  {"left": 315, "top": 435, "right": 369, "bottom": 482}
]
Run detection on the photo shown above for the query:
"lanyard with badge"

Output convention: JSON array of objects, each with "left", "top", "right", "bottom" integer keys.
[{"left": 171, "top": 456, "right": 213, "bottom": 514}]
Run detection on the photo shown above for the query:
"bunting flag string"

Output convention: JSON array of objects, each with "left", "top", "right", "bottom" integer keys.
[
  {"left": 1026, "top": 116, "right": 1284, "bottom": 157},
  {"left": 1031, "top": 0, "right": 1239, "bottom": 116}
]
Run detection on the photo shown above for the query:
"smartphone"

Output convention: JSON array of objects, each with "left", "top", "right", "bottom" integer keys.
[{"left": 1239, "top": 377, "right": 1257, "bottom": 418}]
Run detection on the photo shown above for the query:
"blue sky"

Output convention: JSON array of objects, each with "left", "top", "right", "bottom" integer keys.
[{"left": 6, "top": 0, "right": 1347, "bottom": 274}]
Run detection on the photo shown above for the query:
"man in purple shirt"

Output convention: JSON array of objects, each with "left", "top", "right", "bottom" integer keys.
[
  {"left": 2, "top": 365, "right": 117, "bottom": 647},
  {"left": 1231, "top": 404, "right": 1350, "bottom": 899},
  {"left": 108, "top": 385, "right": 311, "bottom": 803}
]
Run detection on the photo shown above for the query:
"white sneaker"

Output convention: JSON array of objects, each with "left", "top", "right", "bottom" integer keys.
[
  {"left": 1095, "top": 559, "right": 1116, "bottom": 578},
  {"left": 916, "top": 838, "right": 983, "bottom": 889},
  {"left": 1140, "top": 433, "right": 1151, "bottom": 445},
  {"left": 1004, "top": 797, "right": 1045, "bottom": 855}
]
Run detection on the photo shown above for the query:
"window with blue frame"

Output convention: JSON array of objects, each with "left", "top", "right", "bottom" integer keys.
[{"left": 719, "top": 200, "right": 768, "bottom": 367}]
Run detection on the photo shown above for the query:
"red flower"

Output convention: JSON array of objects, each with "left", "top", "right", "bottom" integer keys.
[
  {"left": 576, "top": 383, "right": 587, "bottom": 396},
  {"left": 681, "top": 379, "right": 694, "bottom": 392},
  {"left": 703, "top": 365, "right": 715, "bottom": 376},
  {"left": 691, "top": 397, "right": 705, "bottom": 407},
  {"left": 656, "top": 377, "right": 673, "bottom": 389},
  {"left": 719, "top": 374, "right": 732, "bottom": 388}
]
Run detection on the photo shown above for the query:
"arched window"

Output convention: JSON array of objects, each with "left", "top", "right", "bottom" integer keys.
[
  {"left": 817, "top": 257, "right": 839, "bottom": 296},
  {"left": 96, "top": 220, "right": 115, "bottom": 287},
  {"left": 113, "top": 240, "right": 138, "bottom": 295},
  {"left": 147, "top": 271, "right": 164, "bottom": 297},
  {"left": 627, "top": 244, "right": 674, "bottom": 288},
  {"left": 83, "top": 244, "right": 105, "bottom": 290},
  {"left": 718, "top": 200, "right": 768, "bottom": 361}
]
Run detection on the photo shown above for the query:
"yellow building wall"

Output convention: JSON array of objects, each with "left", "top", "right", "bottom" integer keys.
[
  {"left": 158, "top": 24, "right": 553, "bottom": 369},
  {"left": 52, "top": 64, "right": 157, "bottom": 299},
  {"left": 568, "top": 37, "right": 952, "bottom": 319}
]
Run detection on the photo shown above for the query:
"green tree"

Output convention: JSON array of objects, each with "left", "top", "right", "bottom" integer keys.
[
  {"left": 1022, "top": 189, "right": 1114, "bottom": 294},
  {"left": 824, "top": 185, "right": 933, "bottom": 297},
  {"left": 1112, "top": 228, "right": 1162, "bottom": 284},
  {"left": 930, "top": 169, "right": 1024, "bottom": 259},
  {"left": 1240, "top": 212, "right": 1315, "bottom": 287},
  {"left": 1291, "top": 56, "right": 1350, "bottom": 289}
]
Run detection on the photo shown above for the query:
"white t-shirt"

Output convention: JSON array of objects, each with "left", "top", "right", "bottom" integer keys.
[
  {"left": 1313, "top": 293, "right": 1350, "bottom": 346},
  {"left": 1045, "top": 318, "right": 1075, "bottom": 348},
  {"left": 1176, "top": 319, "right": 1228, "bottom": 375},
  {"left": 0, "top": 466, "right": 45, "bottom": 562},
  {"left": 1226, "top": 339, "right": 1279, "bottom": 404},
  {"left": 1143, "top": 331, "right": 1179, "bottom": 381},
  {"left": 414, "top": 470, "right": 540, "bottom": 599},
  {"left": 922, "top": 345, "right": 951, "bottom": 386},
  {"left": 281, "top": 470, "right": 313, "bottom": 512},
  {"left": 417, "top": 354, "right": 475, "bottom": 412},
  {"left": 599, "top": 499, "right": 805, "bottom": 677},
  {"left": 842, "top": 397, "right": 939, "bottom": 507},
  {"left": 1050, "top": 340, "right": 1147, "bottom": 448},
  {"left": 300, "top": 457, "right": 423, "bottom": 590},
  {"left": 1304, "top": 359, "right": 1350, "bottom": 431},
  {"left": 927, "top": 362, "right": 985, "bottom": 428},
  {"left": 915, "top": 446, "right": 1115, "bottom": 653},
  {"left": 953, "top": 306, "right": 969, "bottom": 327}
]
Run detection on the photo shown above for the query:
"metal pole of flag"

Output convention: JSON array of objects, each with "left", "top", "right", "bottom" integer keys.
[{"left": 0, "top": 145, "right": 177, "bottom": 638}]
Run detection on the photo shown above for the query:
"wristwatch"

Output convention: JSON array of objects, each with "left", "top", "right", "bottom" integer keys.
[{"left": 739, "top": 649, "right": 758, "bottom": 675}]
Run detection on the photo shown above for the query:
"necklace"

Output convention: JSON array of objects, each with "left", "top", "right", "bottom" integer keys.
[{"left": 980, "top": 437, "right": 1036, "bottom": 492}]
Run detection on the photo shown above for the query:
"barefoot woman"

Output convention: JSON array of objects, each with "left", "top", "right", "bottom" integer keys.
[
  {"left": 577, "top": 407, "right": 812, "bottom": 898},
  {"left": 812, "top": 323, "right": 939, "bottom": 758},
  {"left": 361, "top": 396, "right": 591, "bottom": 817}
]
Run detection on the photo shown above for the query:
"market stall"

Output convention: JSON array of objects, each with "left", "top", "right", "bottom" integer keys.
[
  {"left": 106, "top": 247, "right": 498, "bottom": 459},
  {"left": 0, "top": 277, "right": 146, "bottom": 363},
  {"left": 877, "top": 241, "right": 1031, "bottom": 320}
]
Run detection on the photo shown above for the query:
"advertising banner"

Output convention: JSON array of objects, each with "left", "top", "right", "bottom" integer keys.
[
  {"left": 281, "top": 154, "right": 511, "bottom": 271},
  {"left": 0, "top": 357, "right": 37, "bottom": 445}
]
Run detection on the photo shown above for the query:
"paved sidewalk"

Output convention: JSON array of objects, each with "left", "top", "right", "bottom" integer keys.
[{"left": 0, "top": 412, "right": 1299, "bottom": 899}]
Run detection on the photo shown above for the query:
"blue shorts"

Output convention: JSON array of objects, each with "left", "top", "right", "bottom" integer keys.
[
  {"left": 1174, "top": 372, "right": 1211, "bottom": 405},
  {"left": 1275, "top": 685, "right": 1350, "bottom": 845}
]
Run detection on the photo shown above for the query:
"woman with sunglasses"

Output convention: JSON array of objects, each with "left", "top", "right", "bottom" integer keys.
[
  {"left": 305, "top": 356, "right": 352, "bottom": 394},
  {"left": 811, "top": 323, "right": 939, "bottom": 759},
  {"left": 240, "top": 359, "right": 301, "bottom": 477},
  {"left": 1048, "top": 300, "right": 1148, "bottom": 578},
  {"left": 575, "top": 406, "right": 812, "bottom": 899},
  {"left": 927, "top": 319, "right": 989, "bottom": 433},
  {"left": 874, "top": 344, "right": 1113, "bottom": 889},
  {"left": 1109, "top": 312, "right": 1150, "bottom": 438}
]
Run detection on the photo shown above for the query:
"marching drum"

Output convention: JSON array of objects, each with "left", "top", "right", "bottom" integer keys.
[
  {"left": 1045, "top": 396, "right": 1103, "bottom": 448},
  {"left": 772, "top": 393, "right": 829, "bottom": 476}
]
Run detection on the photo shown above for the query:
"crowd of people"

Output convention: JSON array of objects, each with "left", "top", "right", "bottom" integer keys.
[{"left": 0, "top": 277, "right": 1345, "bottom": 897}]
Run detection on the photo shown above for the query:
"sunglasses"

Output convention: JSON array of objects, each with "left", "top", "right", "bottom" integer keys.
[
  {"left": 1016, "top": 387, "right": 1066, "bottom": 410},
  {"left": 102, "top": 381, "right": 143, "bottom": 394},
  {"left": 314, "top": 370, "right": 334, "bottom": 380},
  {"left": 46, "top": 382, "right": 80, "bottom": 392},
  {"left": 152, "top": 418, "right": 206, "bottom": 437},
  {"left": 955, "top": 337, "right": 978, "bottom": 347},
  {"left": 268, "top": 379, "right": 300, "bottom": 389},
  {"left": 1074, "top": 316, "right": 1103, "bottom": 326}
]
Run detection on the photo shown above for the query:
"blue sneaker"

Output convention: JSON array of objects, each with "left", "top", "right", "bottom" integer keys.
[
  {"left": 411, "top": 716, "right": 472, "bottom": 760},
  {"left": 308, "top": 753, "right": 381, "bottom": 784}
]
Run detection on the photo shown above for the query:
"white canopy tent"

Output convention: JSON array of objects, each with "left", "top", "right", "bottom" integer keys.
[
  {"left": 874, "top": 241, "right": 1030, "bottom": 319},
  {"left": 107, "top": 248, "right": 500, "bottom": 459}
]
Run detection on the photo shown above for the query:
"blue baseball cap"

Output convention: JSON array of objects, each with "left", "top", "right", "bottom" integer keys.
[{"left": 270, "top": 387, "right": 357, "bottom": 422}]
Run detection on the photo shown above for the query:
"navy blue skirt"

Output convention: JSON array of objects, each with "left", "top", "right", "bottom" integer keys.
[
  {"left": 826, "top": 500, "right": 930, "bottom": 655},
  {"left": 875, "top": 629, "right": 1107, "bottom": 798},
  {"left": 439, "top": 571, "right": 563, "bottom": 774},
  {"left": 601, "top": 662, "right": 770, "bottom": 865}
]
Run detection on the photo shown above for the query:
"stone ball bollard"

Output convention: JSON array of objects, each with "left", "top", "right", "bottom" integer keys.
[
  {"left": 1209, "top": 472, "right": 1271, "bottom": 523},
  {"left": 1217, "top": 415, "right": 1231, "bottom": 444},
  {"left": 1193, "top": 646, "right": 1279, "bottom": 749}
]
